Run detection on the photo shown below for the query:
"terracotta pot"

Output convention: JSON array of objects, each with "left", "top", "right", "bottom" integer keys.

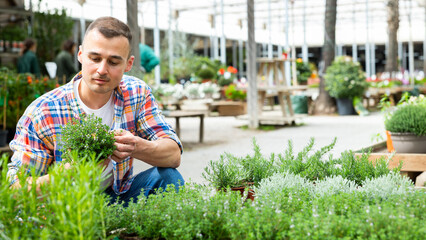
[
  {"left": 230, "top": 187, "right": 255, "bottom": 201},
  {"left": 390, "top": 132, "right": 426, "bottom": 153}
]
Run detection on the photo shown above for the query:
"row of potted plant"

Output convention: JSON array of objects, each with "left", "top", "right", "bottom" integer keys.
[
  {"left": 0, "top": 67, "right": 58, "bottom": 145},
  {"left": 202, "top": 138, "right": 398, "bottom": 190},
  {"left": 1, "top": 136, "right": 423, "bottom": 239}
]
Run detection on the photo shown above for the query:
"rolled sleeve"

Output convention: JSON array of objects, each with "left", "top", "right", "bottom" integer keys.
[
  {"left": 8, "top": 113, "right": 54, "bottom": 185},
  {"left": 136, "top": 86, "right": 183, "bottom": 153}
]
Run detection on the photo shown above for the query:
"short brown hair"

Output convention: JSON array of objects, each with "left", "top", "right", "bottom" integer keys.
[{"left": 84, "top": 16, "right": 132, "bottom": 54}]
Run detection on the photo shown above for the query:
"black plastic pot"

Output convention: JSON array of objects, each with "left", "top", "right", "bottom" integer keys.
[
  {"left": 0, "top": 129, "right": 9, "bottom": 147},
  {"left": 336, "top": 98, "right": 356, "bottom": 115}
]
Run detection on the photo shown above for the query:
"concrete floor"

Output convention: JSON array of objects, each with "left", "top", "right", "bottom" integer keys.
[{"left": 134, "top": 111, "right": 386, "bottom": 184}]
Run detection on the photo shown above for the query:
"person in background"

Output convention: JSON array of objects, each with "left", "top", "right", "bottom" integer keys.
[
  {"left": 17, "top": 38, "right": 41, "bottom": 77},
  {"left": 8, "top": 16, "right": 184, "bottom": 207},
  {"left": 55, "top": 39, "right": 78, "bottom": 82},
  {"left": 139, "top": 43, "right": 159, "bottom": 73}
]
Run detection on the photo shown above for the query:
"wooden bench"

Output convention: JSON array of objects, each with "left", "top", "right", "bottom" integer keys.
[{"left": 163, "top": 110, "right": 205, "bottom": 143}]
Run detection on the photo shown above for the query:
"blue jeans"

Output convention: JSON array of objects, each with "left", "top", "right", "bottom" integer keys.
[{"left": 103, "top": 167, "right": 184, "bottom": 207}]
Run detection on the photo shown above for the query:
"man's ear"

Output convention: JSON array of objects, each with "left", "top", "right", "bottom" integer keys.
[
  {"left": 77, "top": 45, "right": 83, "bottom": 64},
  {"left": 125, "top": 55, "right": 135, "bottom": 72}
]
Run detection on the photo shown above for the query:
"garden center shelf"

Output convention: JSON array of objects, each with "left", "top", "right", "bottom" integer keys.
[
  {"left": 354, "top": 141, "right": 426, "bottom": 188},
  {"left": 364, "top": 85, "right": 426, "bottom": 108}
]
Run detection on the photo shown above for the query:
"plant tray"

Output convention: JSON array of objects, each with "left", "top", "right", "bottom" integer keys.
[
  {"left": 354, "top": 141, "right": 426, "bottom": 172},
  {"left": 355, "top": 141, "right": 426, "bottom": 187}
]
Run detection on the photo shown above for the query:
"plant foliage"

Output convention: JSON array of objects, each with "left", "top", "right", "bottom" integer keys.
[
  {"left": 384, "top": 95, "right": 426, "bottom": 136},
  {"left": 0, "top": 153, "right": 108, "bottom": 239},
  {"left": 324, "top": 56, "right": 368, "bottom": 99},
  {"left": 60, "top": 114, "right": 116, "bottom": 162}
]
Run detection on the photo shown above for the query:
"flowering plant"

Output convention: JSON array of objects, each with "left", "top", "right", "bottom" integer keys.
[
  {"left": 217, "top": 66, "right": 238, "bottom": 87},
  {"left": 0, "top": 67, "right": 56, "bottom": 130},
  {"left": 296, "top": 58, "right": 312, "bottom": 84},
  {"left": 324, "top": 56, "right": 368, "bottom": 99},
  {"left": 61, "top": 114, "right": 116, "bottom": 162}
]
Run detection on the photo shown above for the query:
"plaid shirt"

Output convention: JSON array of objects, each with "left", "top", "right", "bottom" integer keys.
[{"left": 7, "top": 72, "right": 182, "bottom": 194}]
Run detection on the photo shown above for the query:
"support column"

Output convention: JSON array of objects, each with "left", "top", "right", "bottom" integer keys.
[{"left": 247, "top": 0, "right": 258, "bottom": 129}]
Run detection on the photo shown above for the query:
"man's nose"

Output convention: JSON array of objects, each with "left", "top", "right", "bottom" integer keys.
[{"left": 97, "top": 60, "right": 108, "bottom": 75}]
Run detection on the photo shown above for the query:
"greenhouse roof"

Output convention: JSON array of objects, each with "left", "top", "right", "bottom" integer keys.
[{"left": 26, "top": 0, "right": 426, "bottom": 47}]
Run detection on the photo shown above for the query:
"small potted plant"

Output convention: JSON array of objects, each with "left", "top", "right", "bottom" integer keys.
[
  {"left": 213, "top": 84, "right": 247, "bottom": 116},
  {"left": 196, "top": 67, "right": 216, "bottom": 83},
  {"left": 324, "top": 56, "right": 368, "bottom": 115},
  {"left": 384, "top": 94, "right": 426, "bottom": 153},
  {"left": 60, "top": 114, "right": 116, "bottom": 162},
  {"left": 217, "top": 66, "right": 238, "bottom": 87},
  {"left": 202, "top": 155, "right": 254, "bottom": 201},
  {"left": 295, "top": 58, "right": 312, "bottom": 85}
]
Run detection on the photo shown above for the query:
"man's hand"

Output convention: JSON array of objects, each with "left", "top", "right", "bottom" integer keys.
[{"left": 111, "top": 129, "right": 138, "bottom": 163}]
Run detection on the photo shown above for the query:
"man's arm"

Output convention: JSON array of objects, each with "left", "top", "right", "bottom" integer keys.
[{"left": 111, "top": 130, "right": 181, "bottom": 168}]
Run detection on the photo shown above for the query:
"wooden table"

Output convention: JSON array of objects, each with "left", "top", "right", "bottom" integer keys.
[
  {"left": 163, "top": 110, "right": 205, "bottom": 143},
  {"left": 241, "top": 57, "right": 308, "bottom": 125}
]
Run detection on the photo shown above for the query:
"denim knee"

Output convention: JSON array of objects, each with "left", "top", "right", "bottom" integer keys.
[{"left": 154, "top": 167, "right": 185, "bottom": 188}]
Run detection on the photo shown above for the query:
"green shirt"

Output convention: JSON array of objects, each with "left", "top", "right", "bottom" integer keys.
[
  {"left": 139, "top": 44, "right": 160, "bottom": 73},
  {"left": 17, "top": 50, "right": 41, "bottom": 77},
  {"left": 55, "top": 50, "right": 78, "bottom": 82}
]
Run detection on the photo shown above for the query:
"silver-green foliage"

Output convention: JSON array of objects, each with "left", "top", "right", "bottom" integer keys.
[
  {"left": 254, "top": 171, "right": 311, "bottom": 200},
  {"left": 312, "top": 175, "right": 358, "bottom": 198},
  {"left": 360, "top": 172, "right": 414, "bottom": 200}
]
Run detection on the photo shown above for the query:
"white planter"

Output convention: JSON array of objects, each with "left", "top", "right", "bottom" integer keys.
[{"left": 390, "top": 132, "right": 426, "bottom": 153}]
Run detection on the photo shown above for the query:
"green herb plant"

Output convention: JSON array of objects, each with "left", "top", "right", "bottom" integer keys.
[
  {"left": 0, "top": 153, "right": 108, "bottom": 239},
  {"left": 384, "top": 94, "right": 426, "bottom": 136},
  {"left": 61, "top": 114, "right": 116, "bottom": 163},
  {"left": 324, "top": 56, "right": 368, "bottom": 99}
]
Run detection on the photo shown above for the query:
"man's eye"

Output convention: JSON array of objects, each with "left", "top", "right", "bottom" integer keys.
[
  {"left": 109, "top": 61, "right": 119, "bottom": 66},
  {"left": 90, "top": 57, "right": 101, "bottom": 62}
]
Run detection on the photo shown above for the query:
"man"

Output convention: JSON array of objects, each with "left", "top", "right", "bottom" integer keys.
[
  {"left": 8, "top": 16, "right": 184, "bottom": 206},
  {"left": 139, "top": 43, "right": 159, "bottom": 73}
]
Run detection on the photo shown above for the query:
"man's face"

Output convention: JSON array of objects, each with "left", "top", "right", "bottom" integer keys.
[{"left": 78, "top": 29, "right": 134, "bottom": 97}]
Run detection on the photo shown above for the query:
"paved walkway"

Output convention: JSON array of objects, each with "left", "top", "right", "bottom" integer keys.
[{"left": 134, "top": 111, "right": 386, "bottom": 184}]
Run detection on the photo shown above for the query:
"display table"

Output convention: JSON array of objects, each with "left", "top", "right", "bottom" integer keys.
[
  {"left": 163, "top": 110, "right": 205, "bottom": 143},
  {"left": 242, "top": 57, "right": 308, "bottom": 125}
]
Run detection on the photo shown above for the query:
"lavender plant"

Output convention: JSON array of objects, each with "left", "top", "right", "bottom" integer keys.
[{"left": 61, "top": 114, "right": 116, "bottom": 162}]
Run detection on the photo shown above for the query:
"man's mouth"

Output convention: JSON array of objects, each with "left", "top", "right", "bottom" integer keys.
[{"left": 93, "top": 78, "right": 109, "bottom": 83}]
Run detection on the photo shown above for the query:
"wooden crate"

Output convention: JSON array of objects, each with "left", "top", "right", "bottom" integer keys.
[{"left": 355, "top": 141, "right": 426, "bottom": 187}]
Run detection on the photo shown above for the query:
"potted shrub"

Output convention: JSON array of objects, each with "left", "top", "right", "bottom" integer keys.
[
  {"left": 196, "top": 67, "right": 216, "bottom": 83},
  {"left": 384, "top": 94, "right": 426, "bottom": 153},
  {"left": 60, "top": 114, "right": 116, "bottom": 162},
  {"left": 324, "top": 56, "right": 368, "bottom": 115}
]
